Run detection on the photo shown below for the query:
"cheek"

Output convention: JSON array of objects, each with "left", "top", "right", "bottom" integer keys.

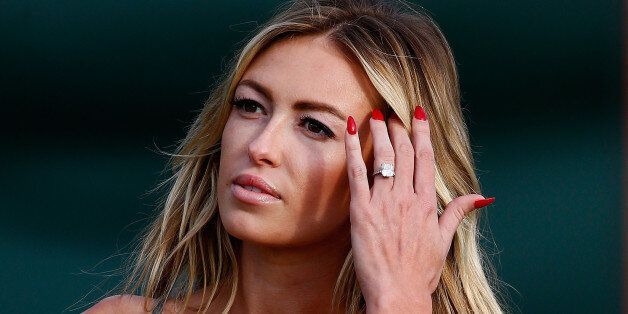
[
  {"left": 293, "top": 150, "right": 351, "bottom": 219},
  {"left": 218, "top": 115, "right": 245, "bottom": 188},
  {"left": 221, "top": 114, "right": 239, "bottom": 149},
  {"left": 219, "top": 114, "right": 249, "bottom": 164}
]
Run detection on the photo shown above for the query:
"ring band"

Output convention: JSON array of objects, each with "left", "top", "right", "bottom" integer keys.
[{"left": 372, "top": 162, "right": 395, "bottom": 178}]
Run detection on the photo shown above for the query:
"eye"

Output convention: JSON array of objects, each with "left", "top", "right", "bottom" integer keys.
[
  {"left": 299, "top": 115, "right": 336, "bottom": 139},
  {"left": 232, "top": 97, "right": 335, "bottom": 140},
  {"left": 232, "top": 97, "right": 265, "bottom": 115}
]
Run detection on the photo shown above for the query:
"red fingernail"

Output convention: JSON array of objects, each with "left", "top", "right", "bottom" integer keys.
[
  {"left": 414, "top": 106, "right": 427, "bottom": 121},
  {"left": 474, "top": 197, "right": 495, "bottom": 209},
  {"left": 372, "top": 108, "right": 384, "bottom": 121},
  {"left": 347, "top": 116, "right": 357, "bottom": 135}
]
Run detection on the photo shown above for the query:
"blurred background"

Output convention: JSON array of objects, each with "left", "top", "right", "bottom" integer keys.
[{"left": 0, "top": 0, "right": 623, "bottom": 312}]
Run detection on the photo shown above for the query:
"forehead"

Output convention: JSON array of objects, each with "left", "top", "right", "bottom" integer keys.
[{"left": 239, "top": 34, "right": 381, "bottom": 116}]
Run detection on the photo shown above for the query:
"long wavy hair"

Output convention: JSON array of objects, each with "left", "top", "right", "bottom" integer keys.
[{"left": 121, "top": 0, "right": 506, "bottom": 312}]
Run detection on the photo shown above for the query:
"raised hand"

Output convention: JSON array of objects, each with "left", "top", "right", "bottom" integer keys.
[{"left": 344, "top": 106, "right": 495, "bottom": 313}]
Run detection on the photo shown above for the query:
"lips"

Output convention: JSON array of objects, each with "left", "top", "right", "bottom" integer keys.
[{"left": 233, "top": 173, "right": 281, "bottom": 199}]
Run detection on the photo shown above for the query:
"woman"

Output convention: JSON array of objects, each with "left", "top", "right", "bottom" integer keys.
[{"left": 87, "top": 0, "right": 503, "bottom": 313}]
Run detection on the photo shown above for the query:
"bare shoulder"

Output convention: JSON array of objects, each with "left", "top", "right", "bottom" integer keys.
[{"left": 83, "top": 295, "right": 154, "bottom": 314}]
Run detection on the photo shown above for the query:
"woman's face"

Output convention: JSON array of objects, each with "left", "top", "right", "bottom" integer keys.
[{"left": 217, "top": 34, "right": 380, "bottom": 247}]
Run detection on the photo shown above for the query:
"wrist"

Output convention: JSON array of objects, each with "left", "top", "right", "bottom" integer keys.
[{"left": 367, "top": 292, "right": 432, "bottom": 314}]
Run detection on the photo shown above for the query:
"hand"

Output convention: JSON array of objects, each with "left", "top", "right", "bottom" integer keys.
[{"left": 343, "top": 106, "right": 494, "bottom": 313}]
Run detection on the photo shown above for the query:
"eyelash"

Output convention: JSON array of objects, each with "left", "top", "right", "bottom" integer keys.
[{"left": 232, "top": 97, "right": 336, "bottom": 139}]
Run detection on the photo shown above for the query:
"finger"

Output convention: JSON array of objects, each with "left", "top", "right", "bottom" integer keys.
[
  {"left": 439, "top": 195, "right": 495, "bottom": 245},
  {"left": 412, "top": 106, "right": 436, "bottom": 205},
  {"left": 370, "top": 108, "right": 395, "bottom": 191},
  {"left": 345, "top": 115, "right": 370, "bottom": 202},
  {"left": 387, "top": 113, "right": 414, "bottom": 192}
]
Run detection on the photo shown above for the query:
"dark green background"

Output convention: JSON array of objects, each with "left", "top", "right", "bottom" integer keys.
[{"left": 1, "top": 1, "right": 623, "bottom": 313}]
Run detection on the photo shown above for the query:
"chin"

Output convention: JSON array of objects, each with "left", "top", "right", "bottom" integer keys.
[
  {"left": 217, "top": 184, "right": 298, "bottom": 246},
  {"left": 217, "top": 205, "right": 346, "bottom": 248},
  {"left": 217, "top": 183, "right": 351, "bottom": 248},
  {"left": 218, "top": 204, "right": 292, "bottom": 246}
]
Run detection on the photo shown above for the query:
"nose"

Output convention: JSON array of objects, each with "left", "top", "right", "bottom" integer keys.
[{"left": 247, "top": 120, "right": 283, "bottom": 167}]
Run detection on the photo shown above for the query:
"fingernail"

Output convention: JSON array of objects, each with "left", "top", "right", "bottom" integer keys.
[
  {"left": 474, "top": 197, "right": 495, "bottom": 209},
  {"left": 347, "top": 116, "right": 357, "bottom": 135},
  {"left": 414, "top": 105, "right": 427, "bottom": 121},
  {"left": 372, "top": 108, "right": 384, "bottom": 121}
]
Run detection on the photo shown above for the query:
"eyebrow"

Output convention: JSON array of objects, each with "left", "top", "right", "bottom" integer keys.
[{"left": 236, "top": 79, "right": 347, "bottom": 122}]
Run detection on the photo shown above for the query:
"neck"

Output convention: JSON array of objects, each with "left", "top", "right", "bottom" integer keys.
[{"left": 232, "top": 229, "right": 351, "bottom": 314}]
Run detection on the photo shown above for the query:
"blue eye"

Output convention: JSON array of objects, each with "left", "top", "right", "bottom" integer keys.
[{"left": 232, "top": 97, "right": 336, "bottom": 140}]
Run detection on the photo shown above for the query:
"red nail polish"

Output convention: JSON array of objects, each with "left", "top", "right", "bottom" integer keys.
[
  {"left": 414, "top": 106, "right": 427, "bottom": 121},
  {"left": 372, "top": 108, "right": 384, "bottom": 121},
  {"left": 474, "top": 197, "right": 495, "bottom": 209},
  {"left": 347, "top": 116, "right": 357, "bottom": 135}
]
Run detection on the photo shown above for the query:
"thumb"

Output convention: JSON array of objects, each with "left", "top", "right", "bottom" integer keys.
[{"left": 439, "top": 194, "right": 495, "bottom": 245}]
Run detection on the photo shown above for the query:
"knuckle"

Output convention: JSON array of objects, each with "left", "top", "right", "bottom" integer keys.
[
  {"left": 379, "top": 148, "right": 396, "bottom": 161},
  {"left": 397, "top": 142, "right": 414, "bottom": 158},
  {"left": 426, "top": 205, "right": 437, "bottom": 216},
  {"left": 350, "top": 164, "right": 367, "bottom": 181},
  {"left": 350, "top": 199, "right": 368, "bottom": 213},
  {"left": 365, "top": 211, "right": 379, "bottom": 229},
  {"left": 416, "top": 122, "right": 431, "bottom": 136},
  {"left": 452, "top": 203, "right": 466, "bottom": 221},
  {"left": 417, "top": 183, "right": 433, "bottom": 197},
  {"left": 353, "top": 205, "right": 378, "bottom": 228},
  {"left": 348, "top": 144, "right": 362, "bottom": 154},
  {"left": 419, "top": 198, "right": 436, "bottom": 216},
  {"left": 416, "top": 148, "right": 434, "bottom": 163},
  {"left": 395, "top": 183, "right": 415, "bottom": 195},
  {"left": 397, "top": 197, "right": 414, "bottom": 213}
]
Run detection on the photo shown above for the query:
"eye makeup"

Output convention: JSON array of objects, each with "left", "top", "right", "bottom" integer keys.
[{"left": 232, "top": 97, "right": 337, "bottom": 140}]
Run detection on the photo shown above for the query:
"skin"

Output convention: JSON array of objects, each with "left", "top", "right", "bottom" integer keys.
[
  {"left": 217, "top": 33, "right": 379, "bottom": 249},
  {"left": 85, "top": 32, "right": 492, "bottom": 314},
  {"left": 214, "top": 33, "right": 378, "bottom": 313}
]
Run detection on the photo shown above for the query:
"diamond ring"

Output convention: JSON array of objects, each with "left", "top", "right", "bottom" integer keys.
[{"left": 372, "top": 162, "right": 395, "bottom": 178}]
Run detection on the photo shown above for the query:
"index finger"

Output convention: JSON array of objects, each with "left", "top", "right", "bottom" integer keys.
[{"left": 345, "top": 115, "right": 370, "bottom": 202}]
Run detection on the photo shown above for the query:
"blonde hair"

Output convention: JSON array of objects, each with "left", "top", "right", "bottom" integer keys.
[{"left": 121, "top": 0, "right": 505, "bottom": 312}]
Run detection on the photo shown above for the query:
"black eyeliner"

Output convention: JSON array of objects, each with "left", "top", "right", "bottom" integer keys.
[
  {"left": 299, "top": 114, "right": 336, "bottom": 139},
  {"left": 232, "top": 97, "right": 336, "bottom": 139}
]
